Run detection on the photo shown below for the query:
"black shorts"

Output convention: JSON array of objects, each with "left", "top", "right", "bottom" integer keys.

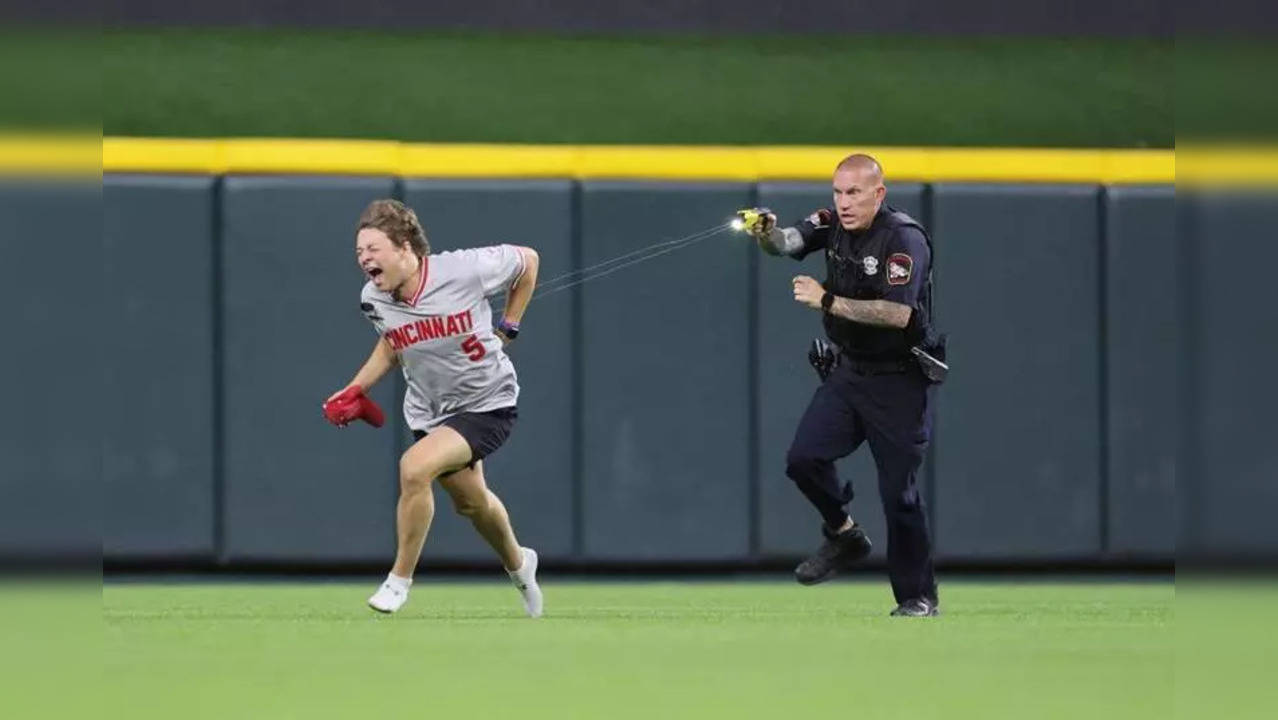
[{"left": 412, "top": 406, "right": 518, "bottom": 468}]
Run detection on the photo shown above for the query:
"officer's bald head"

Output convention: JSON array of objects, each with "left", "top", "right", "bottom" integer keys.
[
  {"left": 835, "top": 153, "right": 884, "bottom": 183},
  {"left": 831, "top": 153, "right": 886, "bottom": 231}
]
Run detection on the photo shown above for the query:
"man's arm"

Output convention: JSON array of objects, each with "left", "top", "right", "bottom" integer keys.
[
  {"left": 758, "top": 226, "right": 807, "bottom": 257},
  {"left": 334, "top": 336, "right": 398, "bottom": 398},
  {"left": 792, "top": 225, "right": 931, "bottom": 329},
  {"left": 497, "top": 247, "right": 539, "bottom": 341},
  {"left": 844, "top": 225, "right": 929, "bottom": 329},
  {"left": 740, "top": 207, "right": 831, "bottom": 258},
  {"left": 791, "top": 275, "right": 912, "bottom": 328},
  {"left": 322, "top": 336, "right": 393, "bottom": 427},
  {"left": 826, "top": 296, "right": 912, "bottom": 328}
]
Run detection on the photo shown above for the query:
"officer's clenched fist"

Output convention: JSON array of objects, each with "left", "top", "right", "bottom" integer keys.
[{"left": 792, "top": 275, "right": 825, "bottom": 310}]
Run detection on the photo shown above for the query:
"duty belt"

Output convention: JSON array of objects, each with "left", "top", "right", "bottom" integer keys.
[{"left": 843, "top": 355, "right": 913, "bottom": 375}]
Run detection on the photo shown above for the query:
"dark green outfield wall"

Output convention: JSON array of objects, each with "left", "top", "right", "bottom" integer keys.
[{"left": 22, "top": 174, "right": 1227, "bottom": 569}]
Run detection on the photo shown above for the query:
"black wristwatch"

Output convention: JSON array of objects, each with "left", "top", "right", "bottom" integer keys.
[{"left": 820, "top": 291, "right": 835, "bottom": 313}]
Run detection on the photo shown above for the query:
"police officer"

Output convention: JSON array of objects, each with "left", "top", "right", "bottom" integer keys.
[{"left": 740, "top": 154, "right": 941, "bottom": 617}]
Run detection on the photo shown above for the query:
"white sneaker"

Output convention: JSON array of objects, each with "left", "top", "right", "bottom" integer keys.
[
  {"left": 507, "top": 547, "right": 543, "bottom": 618},
  {"left": 367, "top": 574, "right": 411, "bottom": 614}
]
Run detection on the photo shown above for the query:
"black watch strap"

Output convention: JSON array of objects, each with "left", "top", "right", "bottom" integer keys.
[{"left": 820, "top": 291, "right": 835, "bottom": 312}]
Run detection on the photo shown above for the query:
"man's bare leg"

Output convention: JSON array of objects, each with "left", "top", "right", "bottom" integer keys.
[
  {"left": 439, "top": 461, "right": 521, "bottom": 570},
  {"left": 368, "top": 426, "right": 471, "bottom": 613},
  {"left": 440, "top": 461, "right": 543, "bottom": 617}
]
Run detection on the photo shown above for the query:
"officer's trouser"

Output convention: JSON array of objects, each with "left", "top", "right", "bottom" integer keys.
[{"left": 785, "top": 360, "right": 938, "bottom": 604}]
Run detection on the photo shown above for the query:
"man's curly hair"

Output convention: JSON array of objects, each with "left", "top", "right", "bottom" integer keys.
[{"left": 357, "top": 199, "right": 430, "bottom": 256}]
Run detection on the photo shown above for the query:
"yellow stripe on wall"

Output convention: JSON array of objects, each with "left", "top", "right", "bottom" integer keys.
[
  {"left": 0, "top": 135, "right": 101, "bottom": 176},
  {"left": 399, "top": 143, "right": 578, "bottom": 178},
  {"left": 95, "top": 137, "right": 1180, "bottom": 183},
  {"left": 0, "top": 135, "right": 1205, "bottom": 184},
  {"left": 1178, "top": 146, "right": 1278, "bottom": 187}
]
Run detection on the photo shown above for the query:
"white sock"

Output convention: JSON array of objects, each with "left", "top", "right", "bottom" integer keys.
[
  {"left": 386, "top": 572, "right": 412, "bottom": 589},
  {"left": 507, "top": 550, "right": 528, "bottom": 578}
]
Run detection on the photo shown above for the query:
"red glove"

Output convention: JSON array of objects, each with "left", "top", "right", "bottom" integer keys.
[{"left": 322, "top": 385, "right": 385, "bottom": 428}]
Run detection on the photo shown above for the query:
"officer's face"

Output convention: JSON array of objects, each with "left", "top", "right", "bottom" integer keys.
[{"left": 832, "top": 168, "right": 886, "bottom": 231}]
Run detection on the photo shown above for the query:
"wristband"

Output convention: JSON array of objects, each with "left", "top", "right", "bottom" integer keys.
[
  {"left": 497, "top": 318, "right": 520, "bottom": 339},
  {"left": 820, "top": 292, "right": 835, "bottom": 312}
]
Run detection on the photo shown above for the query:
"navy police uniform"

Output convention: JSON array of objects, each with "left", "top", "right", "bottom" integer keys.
[{"left": 786, "top": 205, "right": 938, "bottom": 605}]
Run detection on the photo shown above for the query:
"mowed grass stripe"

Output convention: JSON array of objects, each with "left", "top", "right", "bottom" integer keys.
[{"left": 102, "top": 581, "right": 1173, "bottom": 720}]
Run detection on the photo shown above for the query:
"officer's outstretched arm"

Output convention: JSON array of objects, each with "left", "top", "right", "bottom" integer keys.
[
  {"left": 760, "top": 226, "right": 805, "bottom": 256},
  {"left": 734, "top": 207, "right": 804, "bottom": 256}
]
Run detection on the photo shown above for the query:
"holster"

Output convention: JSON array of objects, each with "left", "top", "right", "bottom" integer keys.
[
  {"left": 910, "top": 332, "right": 949, "bottom": 385},
  {"left": 808, "top": 338, "right": 840, "bottom": 381}
]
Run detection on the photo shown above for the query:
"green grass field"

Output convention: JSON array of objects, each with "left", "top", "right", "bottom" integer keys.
[
  {"left": 97, "top": 579, "right": 1173, "bottom": 719},
  {"left": 89, "top": 31, "right": 1171, "bottom": 147},
  {"left": 20, "top": 30, "right": 1278, "bottom": 147}
]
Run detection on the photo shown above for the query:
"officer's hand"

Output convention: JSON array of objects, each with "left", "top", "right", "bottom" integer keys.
[
  {"left": 734, "top": 208, "right": 776, "bottom": 239},
  {"left": 792, "top": 275, "right": 825, "bottom": 310}
]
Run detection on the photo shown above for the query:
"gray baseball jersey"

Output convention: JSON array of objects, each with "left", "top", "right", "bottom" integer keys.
[{"left": 360, "top": 245, "right": 526, "bottom": 432}]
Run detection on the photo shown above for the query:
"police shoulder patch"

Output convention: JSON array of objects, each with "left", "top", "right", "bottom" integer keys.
[{"left": 886, "top": 253, "right": 913, "bottom": 286}]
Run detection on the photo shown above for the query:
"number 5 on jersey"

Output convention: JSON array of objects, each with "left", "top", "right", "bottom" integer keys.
[{"left": 461, "top": 334, "right": 486, "bottom": 361}]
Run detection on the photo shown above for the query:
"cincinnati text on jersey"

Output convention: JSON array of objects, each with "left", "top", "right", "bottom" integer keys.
[{"left": 383, "top": 310, "right": 476, "bottom": 351}]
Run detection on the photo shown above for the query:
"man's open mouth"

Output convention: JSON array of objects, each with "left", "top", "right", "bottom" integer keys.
[{"left": 366, "top": 267, "right": 384, "bottom": 279}]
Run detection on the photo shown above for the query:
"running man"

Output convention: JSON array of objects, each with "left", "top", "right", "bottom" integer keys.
[
  {"left": 325, "top": 199, "right": 543, "bottom": 616},
  {"left": 739, "top": 154, "right": 941, "bottom": 616}
]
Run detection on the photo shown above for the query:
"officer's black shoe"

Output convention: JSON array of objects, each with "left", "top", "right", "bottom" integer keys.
[
  {"left": 889, "top": 598, "right": 940, "bottom": 617},
  {"left": 794, "top": 523, "right": 873, "bottom": 586}
]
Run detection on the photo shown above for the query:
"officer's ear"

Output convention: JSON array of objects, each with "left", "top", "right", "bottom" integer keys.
[{"left": 875, "top": 184, "right": 887, "bottom": 203}]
